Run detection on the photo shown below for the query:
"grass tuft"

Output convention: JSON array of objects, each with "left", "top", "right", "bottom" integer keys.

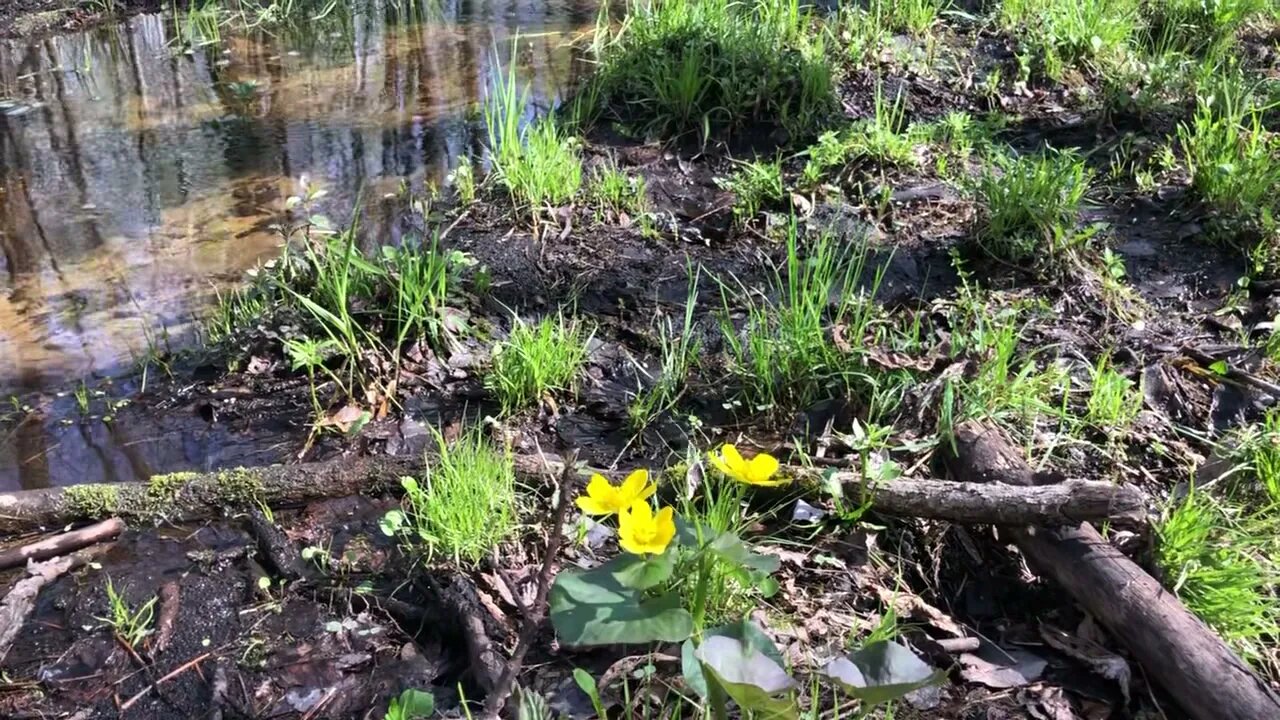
[
  {"left": 584, "top": 0, "right": 833, "bottom": 140},
  {"left": 1001, "top": 0, "right": 1140, "bottom": 79},
  {"left": 718, "top": 159, "right": 785, "bottom": 225},
  {"left": 487, "top": 314, "right": 591, "bottom": 412},
  {"left": 393, "top": 428, "right": 518, "bottom": 566},
  {"left": 971, "top": 148, "right": 1092, "bottom": 264}
]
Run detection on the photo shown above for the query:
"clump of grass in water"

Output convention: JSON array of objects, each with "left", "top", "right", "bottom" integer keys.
[
  {"left": 971, "top": 148, "right": 1092, "bottom": 265},
  {"left": 383, "top": 428, "right": 518, "bottom": 566},
  {"left": 583, "top": 0, "right": 833, "bottom": 141},
  {"left": 487, "top": 314, "right": 591, "bottom": 413},
  {"left": 484, "top": 52, "right": 581, "bottom": 225}
]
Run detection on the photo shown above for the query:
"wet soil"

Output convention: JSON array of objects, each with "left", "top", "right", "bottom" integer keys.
[{"left": 0, "top": 0, "right": 159, "bottom": 37}]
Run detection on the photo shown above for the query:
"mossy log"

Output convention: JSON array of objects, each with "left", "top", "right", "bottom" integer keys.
[
  {"left": 0, "top": 452, "right": 1144, "bottom": 536},
  {"left": 945, "top": 420, "right": 1280, "bottom": 720}
]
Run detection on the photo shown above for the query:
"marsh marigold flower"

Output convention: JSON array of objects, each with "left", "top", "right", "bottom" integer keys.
[
  {"left": 708, "top": 444, "right": 786, "bottom": 487},
  {"left": 575, "top": 469, "right": 656, "bottom": 516},
  {"left": 617, "top": 501, "right": 676, "bottom": 556}
]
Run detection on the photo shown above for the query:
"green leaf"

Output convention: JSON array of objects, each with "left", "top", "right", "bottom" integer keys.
[
  {"left": 706, "top": 619, "right": 786, "bottom": 668},
  {"left": 573, "top": 668, "right": 606, "bottom": 717},
  {"left": 681, "top": 639, "right": 708, "bottom": 699},
  {"left": 1209, "top": 360, "right": 1229, "bottom": 376},
  {"left": 609, "top": 549, "right": 677, "bottom": 591},
  {"left": 695, "top": 635, "right": 798, "bottom": 720},
  {"left": 380, "top": 509, "right": 406, "bottom": 537},
  {"left": 824, "top": 640, "right": 944, "bottom": 707},
  {"left": 550, "top": 566, "right": 692, "bottom": 646},
  {"left": 393, "top": 688, "right": 435, "bottom": 719},
  {"left": 707, "top": 532, "right": 780, "bottom": 577}
]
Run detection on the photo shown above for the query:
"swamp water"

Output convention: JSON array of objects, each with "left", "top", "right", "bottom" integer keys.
[{"left": 0, "top": 0, "right": 594, "bottom": 490}]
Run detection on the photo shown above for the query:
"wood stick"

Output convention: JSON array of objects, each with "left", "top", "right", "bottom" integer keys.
[
  {"left": 945, "top": 420, "right": 1280, "bottom": 720},
  {"left": 0, "top": 555, "right": 83, "bottom": 661},
  {"left": 0, "top": 518, "right": 124, "bottom": 570},
  {"left": 0, "top": 454, "right": 1144, "bottom": 537}
]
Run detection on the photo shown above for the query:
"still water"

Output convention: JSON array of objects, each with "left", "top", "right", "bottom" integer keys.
[
  {"left": 0, "top": 0, "right": 593, "bottom": 490},
  {"left": 0, "top": 0, "right": 593, "bottom": 393}
]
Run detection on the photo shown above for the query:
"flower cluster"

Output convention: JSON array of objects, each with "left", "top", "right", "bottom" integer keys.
[{"left": 576, "top": 444, "right": 785, "bottom": 556}]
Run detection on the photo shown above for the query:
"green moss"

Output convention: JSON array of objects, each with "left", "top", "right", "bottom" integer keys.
[
  {"left": 148, "top": 471, "right": 198, "bottom": 500},
  {"left": 215, "top": 468, "right": 263, "bottom": 505},
  {"left": 63, "top": 484, "right": 120, "bottom": 518}
]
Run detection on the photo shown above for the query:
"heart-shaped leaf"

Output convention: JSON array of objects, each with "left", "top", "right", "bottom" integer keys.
[
  {"left": 608, "top": 549, "right": 677, "bottom": 591},
  {"left": 824, "top": 640, "right": 944, "bottom": 707},
  {"left": 550, "top": 566, "right": 692, "bottom": 646},
  {"left": 695, "top": 635, "right": 798, "bottom": 719}
]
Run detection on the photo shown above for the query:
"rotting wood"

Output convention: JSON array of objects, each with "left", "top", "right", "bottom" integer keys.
[
  {"left": 945, "top": 419, "right": 1280, "bottom": 720},
  {"left": 0, "top": 517, "right": 124, "bottom": 570},
  {"left": 247, "top": 509, "right": 307, "bottom": 580},
  {"left": 152, "top": 581, "right": 180, "bottom": 655},
  {"left": 0, "top": 555, "right": 83, "bottom": 661},
  {"left": 0, "top": 453, "right": 1144, "bottom": 536}
]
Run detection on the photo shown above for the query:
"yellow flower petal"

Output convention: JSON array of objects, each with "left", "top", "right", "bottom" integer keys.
[
  {"left": 721, "top": 444, "right": 746, "bottom": 477},
  {"left": 620, "top": 469, "right": 655, "bottom": 502},
  {"left": 707, "top": 450, "right": 733, "bottom": 478},
  {"left": 627, "top": 500, "right": 653, "bottom": 524},
  {"left": 579, "top": 473, "right": 621, "bottom": 515},
  {"left": 746, "top": 453, "right": 781, "bottom": 485},
  {"left": 575, "top": 495, "right": 612, "bottom": 515},
  {"left": 652, "top": 506, "right": 676, "bottom": 552}
]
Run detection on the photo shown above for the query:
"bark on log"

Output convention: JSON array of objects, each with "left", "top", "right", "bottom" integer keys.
[
  {"left": 0, "top": 453, "right": 1143, "bottom": 537},
  {"left": 945, "top": 420, "right": 1280, "bottom": 720},
  {"left": 0, "top": 517, "right": 124, "bottom": 570}
]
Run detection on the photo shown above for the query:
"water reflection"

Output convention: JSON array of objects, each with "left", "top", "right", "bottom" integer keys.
[
  {"left": 0, "top": 0, "right": 592, "bottom": 394},
  {"left": 0, "top": 0, "right": 592, "bottom": 491}
]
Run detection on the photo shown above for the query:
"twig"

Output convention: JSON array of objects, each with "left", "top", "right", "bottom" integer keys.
[
  {"left": 481, "top": 449, "right": 579, "bottom": 719},
  {"left": 1181, "top": 345, "right": 1280, "bottom": 399},
  {"left": 119, "top": 652, "right": 212, "bottom": 711}
]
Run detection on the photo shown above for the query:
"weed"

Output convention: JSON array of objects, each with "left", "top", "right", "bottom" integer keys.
[
  {"left": 585, "top": 0, "right": 833, "bottom": 140},
  {"left": 847, "top": 88, "right": 922, "bottom": 168},
  {"left": 484, "top": 55, "right": 581, "bottom": 223},
  {"left": 718, "top": 222, "right": 884, "bottom": 413},
  {"left": 1085, "top": 354, "right": 1141, "bottom": 433},
  {"left": 73, "top": 381, "right": 90, "bottom": 416},
  {"left": 718, "top": 159, "right": 784, "bottom": 225},
  {"left": 868, "top": 0, "right": 947, "bottom": 37},
  {"left": 1145, "top": 0, "right": 1270, "bottom": 54},
  {"left": 1175, "top": 77, "right": 1280, "bottom": 229},
  {"left": 450, "top": 156, "right": 476, "bottom": 205},
  {"left": 838, "top": 3, "right": 890, "bottom": 63},
  {"left": 97, "top": 578, "right": 157, "bottom": 650},
  {"left": 971, "top": 148, "right": 1092, "bottom": 264},
  {"left": 383, "top": 427, "right": 518, "bottom": 565},
  {"left": 1156, "top": 487, "right": 1280, "bottom": 671},
  {"left": 384, "top": 689, "right": 435, "bottom": 720},
  {"left": 1001, "top": 0, "right": 1140, "bottom": 79},
  {"left": 629, "top": 269, "right": 702, "bottom": 432},
  {"left": 590, "top": 163, "right": 648, "bottom": 219},
  {"left": 487, "top": 314, "right": 591, "bottom": 412}
]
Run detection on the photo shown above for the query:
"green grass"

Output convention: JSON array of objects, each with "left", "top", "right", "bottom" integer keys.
[
  {"left": 1085, "top": 353, "right": 1141, "bottom": 434},
  {"left": 868, "top": 0, "right": 948, "bottom": 36},
  {"left": 1144, "top": 0, "right": 1271, "bottom": 54},
  {"left": 590, "top": 162, "right": 648, "bottom": 220},
  {"left": 487, "top": 314, "right": 591, "bottom": 412},
  {"left": 971, "top": 148, "right": 1092, "bottom": 264},
  {"left": 450, "top": 156, "right": 476, "bottom": 205},
  {"left": 1156, "top": 486, "right": 1280, "bottom": 673},
  {"left": 718, "top": 222, "right": 884, "bottom": 414},
  {"left": 628, "top": 269, "right": 701, "bottom": 432},
  {"left": 389, "top": 427, "right": 518, "bottom": 566},
  {"left": 718, "top": 159, "right": 785, "bottom": 225},
  {"left": 1175, "top": 76, "right": 1280, "bottom": 226},
  {"left": 484, "top": 55, "right": 581, "bottom": 223},
  {"left": 584, "top": 0, "right": 834, "bottom": 140},
  {"left": 1000, "top": 0, "right": 1140, "bottom": 79},
  {"left": 97, "top": 577, "right": 156, "bottom": 650}
]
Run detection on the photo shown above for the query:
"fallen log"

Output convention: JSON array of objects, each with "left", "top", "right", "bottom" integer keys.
[
  {"left": 945, "top": 420, "right": 1280, "bottom": 720},
  {"left": 0, "top": 517, "right": 124, "bottom": 570},
  {"left": 0, "top": 453, "right": 1143, "bottom": 536}
]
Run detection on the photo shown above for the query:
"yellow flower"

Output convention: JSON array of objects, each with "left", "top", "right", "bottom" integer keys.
[
  {"left": 617, "top": 501, "right": 676, "bottom": 556},
  {"left": 575, "top": 469, "right": 656, "bottom": 516},
  {"left": 708, "top": 444, "right": 787, "bottom": 487}
]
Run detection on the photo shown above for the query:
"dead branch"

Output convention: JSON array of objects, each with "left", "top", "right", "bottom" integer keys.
[
  {"left": 0, "top": 518, "right": 124, "bottom": 570},
  {"left": 945, "top": 419, "right": 1280, "bottom": 720},
  {"left": 0, "top": 555, "right": 83, "bottom": 661}
]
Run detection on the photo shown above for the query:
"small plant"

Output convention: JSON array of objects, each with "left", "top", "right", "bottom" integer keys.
[
  {"left": 450, "top": 156, "right": 476, "bottom": 205},
  {"left": 629, "top": 270, "right": 702, "bottom": 431},
  {"left": 590, "top": 163, "right": 648, "bottom": 220},
  {"left": 73, "top": 381, "right": 91, "bottom": 416},
  {"left": 384, "top": 688, "right": 435, "bottom": 720},
  {"left": 972, "top": 148, "right": 1092, "bottom": 264},
  {"left": 1001, "top": 0, "right": 1139, "bottom": 79},
  {"left": 1156, "top": 487, "right": 1280, "bottom": 671},
  {"left": 1086, "top": 354, "right": 1141, "bottom": 433},
  {"left": 484, "top": 55, "right": 581, "bottom": 223},
  {"left": 868, "top": 0, "right": 947, "bottom": 37},
  {"left": 97, "top": 577, "right": 157, "bottom": 650},
  {"left": 487, "top": 314, "right": 591, "bottom": 412},
  {"left": 1145, "top": 0, "right": 1270, "bottom": 54},
  {"left": 718, "top": 159, "right": 784, "bottom": 225},
  {"left": 381, "top": 427, "right": 518, "bottom": 565}
]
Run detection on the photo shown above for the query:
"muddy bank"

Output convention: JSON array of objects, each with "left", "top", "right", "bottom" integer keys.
[{"left": 0, "top": 0, "right": 160, "bottom": 37}]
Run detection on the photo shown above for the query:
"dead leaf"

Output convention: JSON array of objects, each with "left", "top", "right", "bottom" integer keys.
[
  {"left": 959, "top": 645, "right": 1047, "bottom": 689},
  {"left": 319, "top": 405, "right": 369, "bottom": 434},
  {"left": 874, "top": 586, "right": 965, "bottom": 638},
  {"left": 1040, "top": 623, "right": 1131, "bottom": 703}
]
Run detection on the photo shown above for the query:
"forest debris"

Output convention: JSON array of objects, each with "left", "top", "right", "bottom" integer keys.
[
  {"left": 1181, "top": 345, "right": 1280, "bottom": 400},
  {"left": 958, "top": 645, "right": 1048, "bottom": 689},
  {"left": 0, "top": 555, "right": 83, "bottom": 661},
  {"left": 247, "top": 509, "right": 307, "bottom": 581},
  {"left": 1039, "top": 623, "right": 1131, "bottom": 703},
  {"left": 153, "top": 582, "right": 181, "bottom": 656},
  {"left": 0, "top": 517, "right": 124, "bottom": 570},
  {"left": 946, "top": 419, "right": 1280, "bottom": 720}
]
